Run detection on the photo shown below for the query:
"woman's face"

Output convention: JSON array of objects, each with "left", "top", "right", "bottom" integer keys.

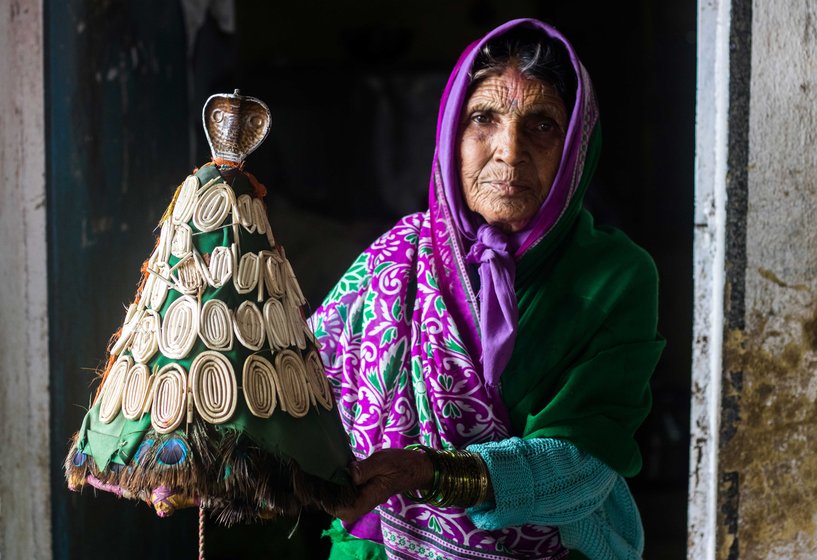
[{"left": 458, "top": 68, "right": 568, "bottom": 233}]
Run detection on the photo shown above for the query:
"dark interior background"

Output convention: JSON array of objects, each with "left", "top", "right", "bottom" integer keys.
[{"left": 47, "top": 1, "right": 694, "bottom": 558}]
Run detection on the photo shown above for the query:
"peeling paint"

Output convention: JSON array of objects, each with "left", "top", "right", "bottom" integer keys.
[
  {"left": 802, "top": 313, "right": 817, "bottom": 351},
  {"left": 718, "top": 471, "right": 739, "bottom": 560},
  {"left": 690, "top": 1, "right": 732, "bottom": 557},
  {"left": 757, "top": 267, "right": 810, "bottom": 291},
  {"left": 720, "top": 310, "right": 817, "bottom": 558}
]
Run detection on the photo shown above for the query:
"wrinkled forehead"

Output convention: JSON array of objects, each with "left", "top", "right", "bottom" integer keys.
[
  {"left": 463, "top": 70, "right": 567, "bottom": 116},
  {"left": 436, "top": 20, "right": 583, "bottom": 150}
]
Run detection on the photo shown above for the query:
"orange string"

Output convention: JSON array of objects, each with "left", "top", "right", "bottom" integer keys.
[
  {"left": 212, "top": 157, "right": 243, "bottom": 169},
  {"left": 243, "top": 170, "right": 268, "bottom": 198}
]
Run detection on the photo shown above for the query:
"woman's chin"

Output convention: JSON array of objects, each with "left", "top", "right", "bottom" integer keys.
[
  {"left": 483, "top": 215, "right": 533, "bottom": 234},
  {"left": 476, "top": 204, "right": 536, "bottom": 233},
  {"left": 470, "top": 196, "right": 539, "bottom": 234}
]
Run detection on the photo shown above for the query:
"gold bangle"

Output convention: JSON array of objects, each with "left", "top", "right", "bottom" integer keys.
[
  {"left": 401, "top": 445, "right": 490, "bottom": 508},
  {"left": 403, "top": 444, "right": 441, "bottom": 503},
  {"left": 468, "top": 452, "right": 486, "bottom": 507},
  {"left": 433, "top": 448, "right": 486, "bottom": 508}
]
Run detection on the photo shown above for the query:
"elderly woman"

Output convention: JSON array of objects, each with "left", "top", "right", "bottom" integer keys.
[{"left": 310, "top": 18, "right": 664, "bottom": 560}]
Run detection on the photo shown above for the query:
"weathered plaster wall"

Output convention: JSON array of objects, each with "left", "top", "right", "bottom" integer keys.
[
  {"left": 0, "top": 0, "right": 51, "bottom": 558},
  {"left": 717, "top": 0, "right": 817, "bottom": 558}
]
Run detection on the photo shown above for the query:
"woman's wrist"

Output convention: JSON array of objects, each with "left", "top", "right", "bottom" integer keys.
[
  {"left": 412, "top": 445, "right": 438, "bottom": 493},
  {"left": 403, "top": 444, "right": 492, "bottom": 508}
]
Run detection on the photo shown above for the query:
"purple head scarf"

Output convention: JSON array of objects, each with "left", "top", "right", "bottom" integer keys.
[{"left": 431, "top": 18, "right": 597, "bottom": 389}]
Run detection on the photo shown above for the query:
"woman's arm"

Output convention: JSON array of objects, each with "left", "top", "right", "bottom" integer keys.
[
  {"left": 466, "top": 436, "right": 616, "bottom": 527},
  {"left": 467, "top": 437, "right": 644, "bottom": 560},
  {"left": 329, "top": 437, "right": 643, "bottom": 559},
  {"left": 332, "top": 437, "right": 611, "bottom": 527}
]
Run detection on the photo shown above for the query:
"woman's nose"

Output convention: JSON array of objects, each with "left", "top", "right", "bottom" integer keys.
[{"left": 494, "top": 123, "right": 526, "bottom": 166}]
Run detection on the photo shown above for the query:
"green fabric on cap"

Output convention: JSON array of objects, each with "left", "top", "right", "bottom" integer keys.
[{"left": 78, "top": 402, "right": 151, "bottom": 470}]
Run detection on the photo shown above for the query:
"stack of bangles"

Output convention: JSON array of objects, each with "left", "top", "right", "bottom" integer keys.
[{"left": 403, "top": 444, "right": 490, "bottom": 508}]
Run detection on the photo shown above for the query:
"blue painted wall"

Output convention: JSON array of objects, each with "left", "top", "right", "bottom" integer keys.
[{"left": 46, "top": 2, "right": 196, "bottom": 558}]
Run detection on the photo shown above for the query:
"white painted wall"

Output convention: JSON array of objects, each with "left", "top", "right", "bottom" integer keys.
[
  {"left": 689, "top": 0, "right": 731, "bottom": 558},
  {"left": 0, "top": 0, "right": 51, "bottom": 558}
]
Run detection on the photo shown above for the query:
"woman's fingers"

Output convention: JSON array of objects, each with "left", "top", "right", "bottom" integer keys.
[
  {"left": 331, "top": 449, "right": 434, "bottom": 524},
  {"left": 352, "top": 449, "right": 409, "bottom": 486},
  {"left": 331, "top": 470, "right": 394, "bottom": 523},
  {"left": 341, "top": 476, "right": 394, "bottom": 523}
]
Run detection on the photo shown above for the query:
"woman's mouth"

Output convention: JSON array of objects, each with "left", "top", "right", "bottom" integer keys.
[{"left": 486, "top": 181, "right": 528, "bottom": 195}]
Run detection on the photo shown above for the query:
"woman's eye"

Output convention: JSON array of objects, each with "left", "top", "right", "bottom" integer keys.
[
  {"left": 536, "top": 119, "right": 557, "bottom": 133},
  {"left": 471, "top": 113, "right": 491, "bottom": 124}
]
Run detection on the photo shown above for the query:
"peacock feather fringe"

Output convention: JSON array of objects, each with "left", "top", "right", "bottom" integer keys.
[{"left": 64, "top": 418, "right": 356, "bottom": 525}]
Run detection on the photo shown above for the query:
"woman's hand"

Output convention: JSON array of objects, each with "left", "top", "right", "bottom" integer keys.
[{"left": 333, "top": 448, "right": 434, "bottom": 524}]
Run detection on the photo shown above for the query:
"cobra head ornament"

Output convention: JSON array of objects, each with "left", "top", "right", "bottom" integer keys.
[{"left": 202, "top": 89, "right": 271, "bottom": 164}]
